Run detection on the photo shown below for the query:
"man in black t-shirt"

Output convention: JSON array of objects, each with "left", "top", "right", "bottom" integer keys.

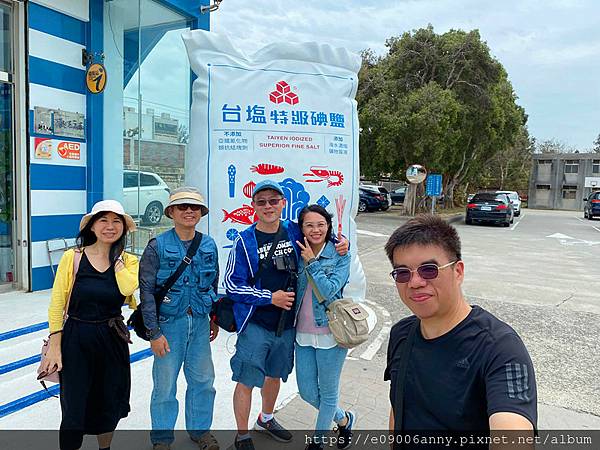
[{"left": 383, "top": 215, "right": 537, "bottom": 442}]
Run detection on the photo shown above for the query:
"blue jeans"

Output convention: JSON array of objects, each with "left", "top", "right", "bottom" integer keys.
[
  {"left": 295, "top": 344, "right": 348, "bottom": 439},
  {"left": 150, "top": 312, "right": 216, "bottom": 444}
]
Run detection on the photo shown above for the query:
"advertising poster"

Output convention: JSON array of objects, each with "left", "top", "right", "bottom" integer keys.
[{"left": 183, "top": 30, "right": 366, "bottom": 299}]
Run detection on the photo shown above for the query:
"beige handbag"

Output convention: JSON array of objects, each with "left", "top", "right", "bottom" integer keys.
[{"left": 307, "top": 273, "right": 370, "bottom": 349}]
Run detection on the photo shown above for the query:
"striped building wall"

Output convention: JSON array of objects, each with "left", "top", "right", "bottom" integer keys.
[{"left": 28, "top": 1, "right": 91, "bottom": 291}]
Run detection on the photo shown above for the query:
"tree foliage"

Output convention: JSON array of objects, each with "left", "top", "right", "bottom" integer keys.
[
  {"left": 593, "top": 134, "right": 600, "bottom": 153},
  {"left": 358, "top": 25, "right": 531, "bottom": 206}
]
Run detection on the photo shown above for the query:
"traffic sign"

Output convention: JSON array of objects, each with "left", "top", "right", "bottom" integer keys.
[
  {"left": 426, "top": 174, "right": 442, "bottom": 196},
  {"left": 406, "top": 164, "right": 427, "bottom": 184}
]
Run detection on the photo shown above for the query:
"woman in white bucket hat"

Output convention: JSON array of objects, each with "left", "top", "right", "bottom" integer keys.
[{"left": 41, "top": 199, "right": 139, "bottom": 450}]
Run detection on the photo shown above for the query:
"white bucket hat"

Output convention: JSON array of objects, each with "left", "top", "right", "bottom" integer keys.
[{"left": 79, "top": 200, "right": 137, "bottom": 232}]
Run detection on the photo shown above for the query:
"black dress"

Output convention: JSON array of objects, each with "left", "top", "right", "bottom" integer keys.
[{"left": 59, "top": 253, "right": 131, "bottom": 450}]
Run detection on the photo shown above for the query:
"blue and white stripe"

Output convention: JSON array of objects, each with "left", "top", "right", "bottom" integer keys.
[
  {"left": 223, "top": 237, "right": 271, "bottom": 301},
  {"left": 28, "top": 1, "right": 89, "bottom": 291}
]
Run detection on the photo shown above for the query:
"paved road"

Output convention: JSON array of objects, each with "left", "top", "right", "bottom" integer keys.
[{"left": 352, "top": 208, "right": 600, "bottom": 420}]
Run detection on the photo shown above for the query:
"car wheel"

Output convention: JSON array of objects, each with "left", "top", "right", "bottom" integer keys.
[
  {"left": 514, "top": 211, "right": 520, "bottom": 217},
  {"left": 465, "top": 217, "right": 473, "bottom": 225},
  {"left": 584, "top": 210, "right": 588, "bottom": 219},
  {"left": 588, "top": 212, "right": 594, "bottom": 220},
  {"left": 503, "top": 221, "right": 510, "bottom": 227},
  {"left": 380, "top": 205, "right": 390, "bottom": 211},
  {"left": 143, "top": 201, "right": 163, "bottom": 225},
  {"left": 510, "top": 216, "right": 514, "bottom": 224},
  {"left": 358, "top": 200, "right": 367, "bottom": 213}
]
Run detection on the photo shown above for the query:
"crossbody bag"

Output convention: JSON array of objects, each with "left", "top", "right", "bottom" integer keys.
[
  {"left": 128, "top": 232, "right": 203, "bottom": 340},
  {"left": 307, "top": 270, "right": 370, "bottom": 349}
]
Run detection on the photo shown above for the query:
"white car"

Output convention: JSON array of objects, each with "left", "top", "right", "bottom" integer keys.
[
  {"left": 123, "top": 170, "right": 170, "bottom": 225},
  {"left": 496, "top": 191, "right": 521, "bottom": 216},
  {"left": 359, "top": 184, "right": 391, "bottom": 209}
]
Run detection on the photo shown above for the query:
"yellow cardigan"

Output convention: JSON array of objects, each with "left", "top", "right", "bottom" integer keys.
[{"left": 48, "top": 249, "right": 139, "bottom": 333}]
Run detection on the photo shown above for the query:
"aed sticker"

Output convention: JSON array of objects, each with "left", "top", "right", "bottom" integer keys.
[
  {"left": 34, "top": 138, "right": 52, "bottom": 159},
  {"left": 57, "top": 141, "right": 81, "bottom": 160}
]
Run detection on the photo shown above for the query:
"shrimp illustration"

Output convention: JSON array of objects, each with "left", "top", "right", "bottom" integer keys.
[
  {"left": 250, "top": 164, "right": 285, "bottom": 175},
  {"left": 302, "top": 166, "right": 344, "bottom": 188}
]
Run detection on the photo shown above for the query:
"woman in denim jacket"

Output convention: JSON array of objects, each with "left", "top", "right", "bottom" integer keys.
[{"left": 294, "top": 205, "right": 355, "bottom": 450}]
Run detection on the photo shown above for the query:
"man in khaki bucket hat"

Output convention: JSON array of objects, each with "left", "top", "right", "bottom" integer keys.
[{"left": 139, "top": 186, "right": 220, "bottom": 450}]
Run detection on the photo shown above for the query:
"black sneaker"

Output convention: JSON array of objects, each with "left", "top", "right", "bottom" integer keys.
[
  {"left": 254, "top": 415, "right": 293, "bottom": 442},
  {"left": 234, "top": 437, "right": 255, "bottom": 450},
  {"left": 335, "top": 410, "right": 356, "bottom": 450}
]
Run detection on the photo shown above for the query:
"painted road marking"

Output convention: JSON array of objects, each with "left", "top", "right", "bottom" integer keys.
[
  {"left": 356, "top": 229, "right": 387, "bottom": 237},
  {"left": 360, "top": 299, "right": 393, "bottom": 361},
  {"left": 360, "top": 325, "right": 391, "bottom": 361}
]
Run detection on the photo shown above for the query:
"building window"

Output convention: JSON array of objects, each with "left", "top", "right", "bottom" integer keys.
[
  {"left": 562, "top": 185, "right": 578, "bottom": 199},
  {"left": 564, "top": 160, "right": 579, "bottom": 174},
  {"left": 536, "top": 184, "right": 551, "bottom": 190},
  {"left": 537, "top": 160, "right": 552, "bottom": 165},
  {"left": 593, "top": 160, "right": 600, "bottom": 174}
]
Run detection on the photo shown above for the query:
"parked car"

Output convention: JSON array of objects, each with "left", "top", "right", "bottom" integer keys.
[
  {"left": 466, "top": 192, "right": 514, "bottom": 226},
  {"left": 123, "top": 170, "right": 170, "bottom": 225},
  {"left": 390, "top": 186, "right": 407, "bottom": 204},
  {"left": 359, "top": 184, "right": 391, "bottom": 210},
  {"left": 496, "top": 190, "right": 522, "bottom": 216},
  {"left": 358, "top": 187, "right": 388, "bottom": 212},
  {"left": 583, "top": 191, "right": 600, "bottom": 220}
]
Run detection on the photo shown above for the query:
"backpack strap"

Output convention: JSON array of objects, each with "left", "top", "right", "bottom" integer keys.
[
  {"left": 393, "top": 319, "right": 419, "bottom": 434},
  {"left": 62, "top": 248, "right": 83, "bottom": 322}
]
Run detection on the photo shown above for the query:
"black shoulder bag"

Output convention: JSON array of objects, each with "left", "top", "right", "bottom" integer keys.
[
  {"left": 392, "top": 319, "right": 419, "bottom": 447},
  {"left": 128, "top": 232, "right": 203, "bottom": 341},
  {"left": 213, "top": 224, "right": 286, "bottom": 333}
]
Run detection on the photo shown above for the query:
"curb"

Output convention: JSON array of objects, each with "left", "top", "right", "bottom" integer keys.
[{"left": 442, "top": 213, "right": 464, "bottom": 224}]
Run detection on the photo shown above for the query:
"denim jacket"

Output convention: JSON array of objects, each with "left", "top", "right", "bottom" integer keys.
[
  {"left": 294, "top": 241, "right": 350, "bottom": 327},
  {"left": 155, "top": 229, "right": 218, "bottom": 317}
]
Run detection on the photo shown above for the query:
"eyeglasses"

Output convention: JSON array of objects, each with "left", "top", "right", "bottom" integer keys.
[
  {"left": 390, "top": 261, "right": 457, "bottom": 284},
  {"left": 175, "top": 204, "right": 202, "bottom": 212},
  {"left": 254, "top": 198, "right": 283, "bottom": 207},
  {"left": 302, "top": 222, "right": 328, "bottom": 230}
]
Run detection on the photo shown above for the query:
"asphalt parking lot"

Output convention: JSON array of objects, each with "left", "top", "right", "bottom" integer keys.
[{"left": 355, "top": 208, "right": 600, "bottom": 420}]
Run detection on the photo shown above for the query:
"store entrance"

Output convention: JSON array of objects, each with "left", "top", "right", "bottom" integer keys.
[{"left": 0, "top": 2, "right": 16, "bottom": 290}]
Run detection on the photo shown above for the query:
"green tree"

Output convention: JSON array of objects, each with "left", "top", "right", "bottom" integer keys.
[
  {"left": 358, "top": 25, "right": 529, "bottom": 207},
  {"left": 593, "top": 133, "right": 600, "bottom": 153}
]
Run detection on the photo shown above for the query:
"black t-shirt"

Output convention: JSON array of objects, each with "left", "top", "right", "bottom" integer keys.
[
  {"left": 384, "top": 306, "right": 537, "bottom": 431},
  {"left": 249, "top": 229, "right": 297, "bottom": 331}
]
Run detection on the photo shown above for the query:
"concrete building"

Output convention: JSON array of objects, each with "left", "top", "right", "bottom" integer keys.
[
  {"left": 1, "top": 0, "right": 209, "bottom": 292},
  {"left": 528, "top": 153, "right": 600, "bottom": 210}
]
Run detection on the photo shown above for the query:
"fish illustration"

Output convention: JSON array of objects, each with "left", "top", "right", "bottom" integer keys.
[{"left": 222, "top": 204, "right": 257, "bottom": 225}]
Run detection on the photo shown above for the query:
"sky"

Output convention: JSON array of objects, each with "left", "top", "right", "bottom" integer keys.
[{"left": 208, "top": 0, "right": 600, "bottom": 150}]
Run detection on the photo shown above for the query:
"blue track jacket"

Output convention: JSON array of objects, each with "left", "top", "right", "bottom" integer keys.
[{"left": 223, "top": 220, "right": 302, "bottom": 333}]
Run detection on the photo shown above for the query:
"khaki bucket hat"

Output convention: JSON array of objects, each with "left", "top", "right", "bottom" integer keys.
[{"left": 165, "top": 186, "right": 209, "bottom": 218}]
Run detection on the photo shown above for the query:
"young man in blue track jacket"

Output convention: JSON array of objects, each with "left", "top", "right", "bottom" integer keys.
[{"left": 224, "top": 180, "right": 348, "bottom": 450}]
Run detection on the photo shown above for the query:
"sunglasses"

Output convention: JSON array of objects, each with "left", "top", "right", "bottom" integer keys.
[
  {"left": 254, "top": 198, "right": 283, "bottom": 207},
  {"left": 390, "top": 261, "right": 457, "bottom": 284},
  {"left": 175, "top": 204, "right": 202, "bottom": 212}
]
